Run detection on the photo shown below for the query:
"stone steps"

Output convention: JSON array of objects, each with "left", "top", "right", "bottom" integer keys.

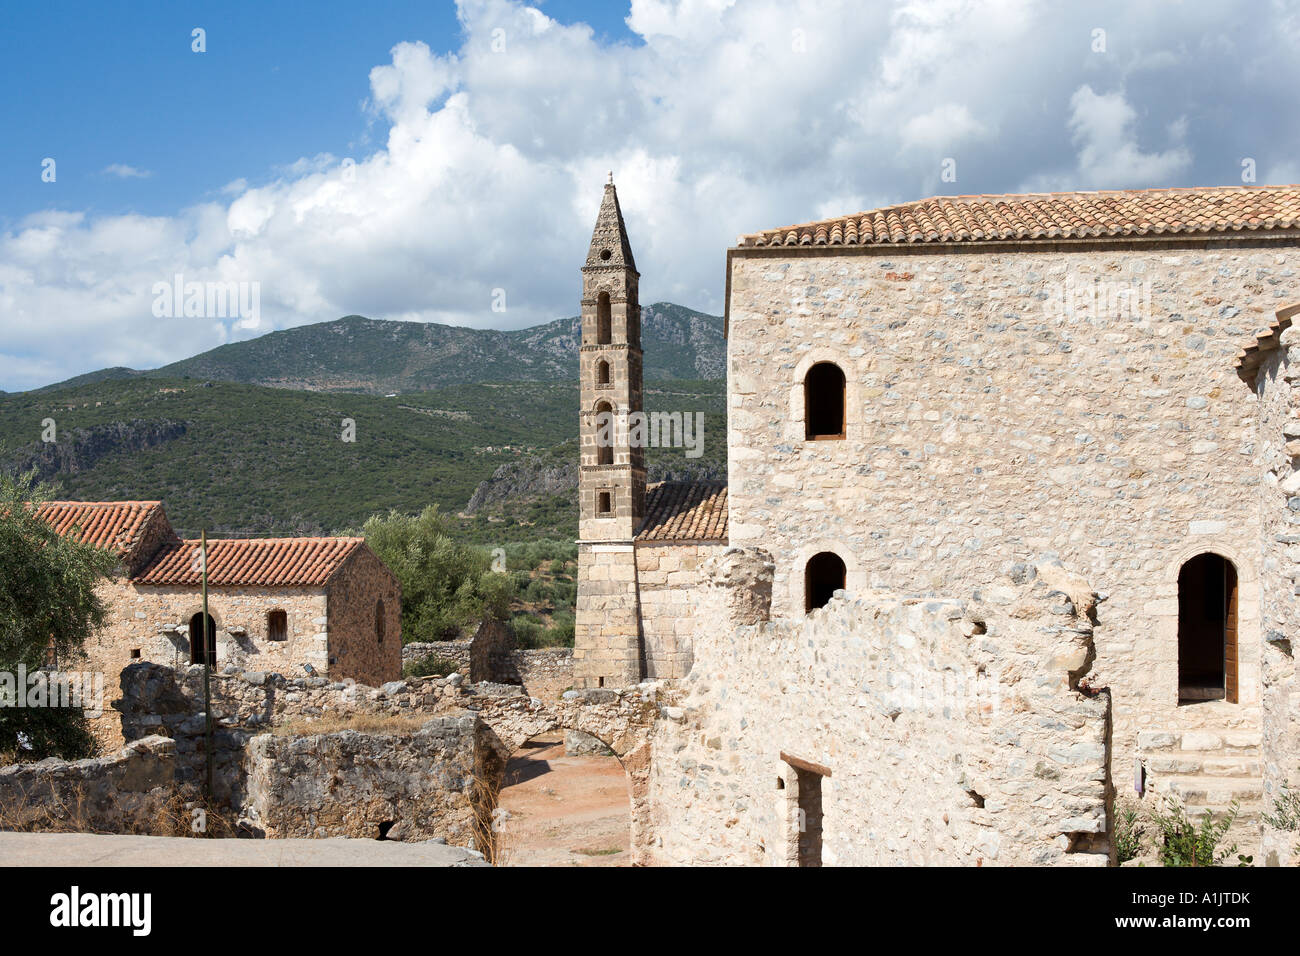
[
  {"left": 1162, "top": 775, "right": 1263, "bottom": 807},
  {"left": 1138, "top": 728, "right": 1265, "bottom": 852}
]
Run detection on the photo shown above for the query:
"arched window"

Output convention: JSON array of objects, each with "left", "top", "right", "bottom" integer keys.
[
  {"left": 188, "top": 612, "right": 217, "bottom": 665},
  {"left": 267, "top": 609, "right": 287, "bottom": 642},
  {"left": 1178, "top": 553, "right": 1238, "bottom": 704},
  {"left": 376, "top": 600, "right": 386, "bottom": 645},
  {"left": 805, "top": 552, "right": 847, "bottom": 612},
  {"left": 595, "top": 401, "right": 614, "bottom": 465},
  {"left": 596, "top": 359, "right": 611, "bottom": 386},
  {"left": 596, "top": 292, "right": 612, "bottom": 345},
  {"left": 805, "top": 362, "right": 846, "bottom": 440}
]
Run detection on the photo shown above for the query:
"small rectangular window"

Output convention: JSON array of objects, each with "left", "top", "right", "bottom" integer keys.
[
  {"left": 267, "top": 609, "right": 288, "bottom": 642},
  {"left": 130, "top": 648, "right": 141, "bottom": 659},
  {"left": 598, "top": 490, "right": 613, "bottom": 515}
]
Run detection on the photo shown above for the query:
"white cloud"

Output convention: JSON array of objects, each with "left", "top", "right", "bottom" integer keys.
[
  {"left": 3, "top": 0, "right": 1299, "bottom": 390},
  {"left": 1066, "top": 85, "right": 1191, "bottom": 187},
  {"left": 101, "top": 164, "right": 152, "bottom": 179}
]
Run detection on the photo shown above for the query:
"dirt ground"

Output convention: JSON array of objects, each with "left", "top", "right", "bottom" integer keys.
[{"left": 496, "top": 732, "right": 631, "bottom": 867}]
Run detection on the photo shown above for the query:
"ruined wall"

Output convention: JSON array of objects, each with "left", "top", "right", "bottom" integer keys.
[
  {"left": 634, "top": 542, "right": 723, "bottom": 679},
  {"left": 0, "top": 735, "right": 176, "bottom": 833},
  {"left": 513, "top": 648, "right": 574, "bottom": 700},
  {"left": 1253, "top": 340, "right": 1300, "bottom": 865},
  {"left": 648, "top": 549, "right": 1112, "bottom": 866},
  {"left": 80, "top": 582, "right": 329, "bottom": 750},
  {"left": 325, "top": 546, "right": 401, "bottom": 688},
  {"left": 244, "top": 716, "right": 482, "bottom": 845},
  {"left": 726, "top": 243, "right": 1296, "bottom": 786}
]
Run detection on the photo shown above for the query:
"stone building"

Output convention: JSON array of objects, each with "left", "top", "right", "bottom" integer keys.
[
  {"left": 36, "top": 500, "right": 401, "bottom": 747},
  {"left": 577, "top": 183, "right": 1300, "bottom": 859}
]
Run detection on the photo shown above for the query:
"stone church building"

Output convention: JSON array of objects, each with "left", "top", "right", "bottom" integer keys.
[
  {"left": 37, "top": 500, "right": 401, "bottom": 747},
  {"left": 576, "top": 181, "right": 1300, "bottom": 860}
]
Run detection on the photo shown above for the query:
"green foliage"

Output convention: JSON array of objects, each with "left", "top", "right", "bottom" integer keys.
[
  {"left": 363, "top": 506, "right": 513, "bottom": 643},
  {"left": 509, "top": 611, "right": 575, "bottom": 649},
  {"left": 0, "top": 473, "right": 114, "bottom": 760},
  {"left": 1, "top": 377, "right": 727, "bottom": 543},
  {"left": 1263, "top": 783, "right": 1300, "bottom": 856},
  {"left": 1149, "top": 799, "right": 1250, "bottom": 867},
  {"left": 1114, "top": 803, "right": 1144, "bottom": 864},
  {"left": 403, "top": 653, "right": 461, "bottom": 679}
]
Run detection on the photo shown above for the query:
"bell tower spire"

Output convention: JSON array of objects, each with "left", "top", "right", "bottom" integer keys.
[{"left": 574, "top": 177, "right": 646, "bottom": 688}]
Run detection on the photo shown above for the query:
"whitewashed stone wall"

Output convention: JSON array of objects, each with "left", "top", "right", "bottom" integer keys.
[
  {"left": 647, "top": 549, "right": 1111, "bottom": 866},
  {"left": 726, "top": 243, "right": 1298, "bottom": 792}
]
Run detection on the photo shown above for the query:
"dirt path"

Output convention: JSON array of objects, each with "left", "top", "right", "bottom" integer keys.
[{"left": 496, "top": 732, "right": 631, "bottom": 867}]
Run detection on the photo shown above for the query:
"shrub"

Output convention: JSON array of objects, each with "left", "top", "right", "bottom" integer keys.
[
  {"left": 1149, "top": 798, "right": 1251, "bottom": 867},
  {"left": 1114, "top": 801, "right": 1144, "bottom": 864},
  {"left": 1262, "top": 783, "right": 1300, "bottom": 857}
]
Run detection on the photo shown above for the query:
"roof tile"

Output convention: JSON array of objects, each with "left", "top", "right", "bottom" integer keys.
[
  {"left": 737, "top": 185, "right": 1300, "bottom": 249},
  {"left": 636, "top": 481, "right": 728, "bottom": 543}
]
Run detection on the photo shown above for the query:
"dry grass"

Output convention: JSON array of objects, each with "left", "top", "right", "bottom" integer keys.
[
  {"left": 0, "top": 781, "right": 240, "bottom": 838},
  {"left": 270, "top": 712, "right": 433, "bottom": 737}
]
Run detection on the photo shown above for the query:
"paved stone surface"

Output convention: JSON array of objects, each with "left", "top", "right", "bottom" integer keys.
[{"left": 0, "top": 832, "right": 488, "bottom": 867}]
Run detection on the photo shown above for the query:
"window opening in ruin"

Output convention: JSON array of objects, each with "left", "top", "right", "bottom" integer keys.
[
  {"left": 805, "top": 551, "right": 847, "bottom": 612},
  {"left": 267, "top": 609, "right": 287, "bottom": 642},
  {"left": 595, "top": 402, "right": 614, "bottom": 465},
  {"left": 1177, "top": 553, "right": 1238, "bottom": 704},
  {"left": 188, "top": 612, "right": 216, "bottom": 665},
  {"left": 376, "top": 821, "right": 395, "bottom": 840},
  {"left": 596, "top": 359, "right": 611, "bottom": 386},
  {"left": 598, "top": 490, "right": 613, "bottom": 515},
  {"left": 804, "top": 362, "right": 846, "bottom": 440},
  {"left": 376, "top": 599, "right": 386, "bottom": 645},
  {"left": 130, "top": 648, "right": 141, "bottom": 659},
  {"left": 596, "top": 292, "right": 612, "bottom": 345}
]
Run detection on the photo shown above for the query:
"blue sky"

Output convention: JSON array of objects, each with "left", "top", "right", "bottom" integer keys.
[
  {"left": 2, "top": 0, "right": 1299, "bottom": 391},
  {"left": 0, "top": 1, "right": 636, "bottom": 220}
]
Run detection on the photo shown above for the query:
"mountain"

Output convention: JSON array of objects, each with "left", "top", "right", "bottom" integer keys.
[
  {"left": 37, "top": 302, "right": 725, "bottom": 395},
  {"left": 0, "top": 378, "right": 725, "bottom": 541}
]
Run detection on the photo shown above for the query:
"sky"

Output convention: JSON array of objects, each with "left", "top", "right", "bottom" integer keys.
[{"left": 1, "top": 0, "right": 1298, "bottom": 391}]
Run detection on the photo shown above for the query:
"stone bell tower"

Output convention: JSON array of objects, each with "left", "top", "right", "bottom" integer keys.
[{"left": 573, "top": 175, "right": 646, "bottom": 688}]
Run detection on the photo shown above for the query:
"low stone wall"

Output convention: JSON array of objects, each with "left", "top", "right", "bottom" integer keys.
[
  {"left": 402, "top": 640, "right": 472, "bottom": 672},
  {"left": 0, "top": 735, "right": 177, "bottom": 834},
  {"left": 245, "top": 716, "right": 484, "bottom": 845},
  {"left": 514, "top": 648, "right": 574, "bottom": 701},
  {"left": 647, "top": 550, "right": 1113, "bottom": 866}
]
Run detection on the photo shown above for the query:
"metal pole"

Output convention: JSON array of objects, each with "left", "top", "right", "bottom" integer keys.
[{"left": 202, "top": 529, "right": 213, "bottom": 803}]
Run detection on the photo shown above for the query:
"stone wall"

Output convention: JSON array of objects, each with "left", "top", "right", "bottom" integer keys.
[
  {"left": 326, "top": 545, "right": 402, "bottom": 688},
  {"left": 0, "top": 735, "right": 177, "bottom": 834},
  {"left": 80, "top": 581, "right": 330, "bottom": 751},
  {"left": 647, "top": 549, "right": 1112, "bottom": 866},
  {"left": 725, "top": 242, "right": 1296, "bottom": 794},
  {"left": 513, "top": 648, "right": 574, "bottom": 701},
  {"left": 401, "top": 633, "right": 573, "bottom": 700},
  {"left": 574, "top": 543, "right": 642, "bottom": 688},
  {"left": 1252, "top": 334, "right": 1300, "bottom": 865},
  {"left": 244, "top": 716, "right": 484, "bottom": 845},
  {"left": 634, "top": 542, "right": 724, "bottom": 679}
]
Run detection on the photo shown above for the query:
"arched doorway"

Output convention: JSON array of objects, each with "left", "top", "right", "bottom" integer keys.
[
  {"left": 1177, "top": 553, "right": 1238, "bottom": 703},
  {"left": 188, "top": 612, "right": 217, "bottom": 665},
  {"left": 493, "top": 730, "right": 632, "bottom": 866},
  {"left": 805, "top": 551, "right": 847, "bottom": 612}
]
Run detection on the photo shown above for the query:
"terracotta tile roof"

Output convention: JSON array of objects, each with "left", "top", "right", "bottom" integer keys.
[
  {"left": 1235, "top": 303, "right": 1300, "bottom": 388},
  {"left": 736, "top": 185, "right": 1300, "bottom": 248},
  {"left": 636, "top": 481, "right": 728, "bottom": 543},
  {"left": 34, "top": 500, "right": 170, "bottom": 561},
  {"left": 133, "top": 537, "right": 366, "bottom": 587}
]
